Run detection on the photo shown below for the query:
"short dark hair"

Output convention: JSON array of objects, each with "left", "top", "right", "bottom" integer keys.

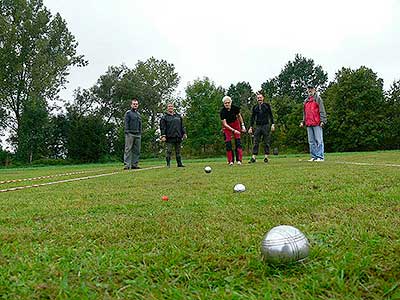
[
  {"left": 131, "top": 98, "right": 138, "bottom": 103},
  {"left": 256, "top": 90, "right": 264, "bottom": 97},
  {"left": 307, "top": 84, "right": 315, "bottom": 89}
]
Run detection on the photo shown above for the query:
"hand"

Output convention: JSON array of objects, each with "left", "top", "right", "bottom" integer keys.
[
  {"left": 241, "top": 124, "right": 246, "bottom": 133},
  {"left": 320, "top": 122, "right": 324, "bottom": 127},
  {"left": 271, "top": 124, "right": 275, "bottom": 132},
  {"left": 183, "top": 134, "right": 187, "bottom": 139},
  {"left": 299, "top": 122, "right": 304, "bottom": 128},
  {"left": 248, "top": 127, "right": 253, "bottom": 134},
  {"left": 161, "top": 136, "right": 166, "bottom": 142}
]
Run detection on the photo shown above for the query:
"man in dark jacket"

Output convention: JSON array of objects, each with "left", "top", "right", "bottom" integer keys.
[
  {"left": 160, "top": 103, "right": 187, "bottom": 167},
  {"left": 248, "top": 91, "right": 275, "bottom": 163},
  {"left": 124, "top": 99, "right": 142, "bottom": 169}
]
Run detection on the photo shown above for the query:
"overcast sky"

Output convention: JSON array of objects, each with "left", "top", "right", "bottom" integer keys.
[{"left": 44, "top": 0, "right": 400, "bottom": 101}]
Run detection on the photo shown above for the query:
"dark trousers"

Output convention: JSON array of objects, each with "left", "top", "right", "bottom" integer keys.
[
  {"left": 166, "top": 138, "right": 183, "bottom": 166},
  {"left": 252, "top": 124, "right": 271, "bottom": 155}
]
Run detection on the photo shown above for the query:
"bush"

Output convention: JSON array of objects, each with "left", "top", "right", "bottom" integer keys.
[
  {"left": 0, "top": 149, "right": 12, "bottom": 166},
  {"left": 30, "top": 158, "right": 76, "bottom": 166}
]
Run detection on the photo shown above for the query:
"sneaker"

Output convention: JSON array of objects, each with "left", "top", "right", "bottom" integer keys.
[
  {"left": 229, "top": 162, "right": 234, "bottom": 166},
  {"left": 132, "top": 166, "right": 141, "bottom": 169},
  {"left": 307, "top": 158, "right": 316, "bottom": 162},
  {"left": 237, "top": 161, "right": 242, "bottom": 165},
  {"left": 315, "top": 158, "right": 324, "bottom": 162},
  {"left": 177, "top": 164, "right": 185, "bottom": 168},
  {"left": 123, "top": 166, "right": 130, "bottom": 170},
  {"left": 264, "top": 157, "right": 269, "bottom": 163},
  {"left": 248, "top": 158, "right": 256, "bottom": 164}
]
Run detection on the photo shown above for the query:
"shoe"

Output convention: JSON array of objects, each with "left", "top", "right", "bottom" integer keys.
[
  {"left": 307, "top": 158, "right": 316, "bottom": 162},
  {"left": 248, "top": 158, "right": 256, "bottom": 163},
  {"left": 177, "top": 164, "right": 185, "bottom": 168},
  {"left": 123, "top": 166, "right": 130, "bottom": 170},
  {"left": 132, "top": 166, "right": 141, "bottom": 169},
  {"left": 229, "top": 162, "right": 234, "bottom": 166},
  {"left": 264, "top": 157, "right": 269, "bottom": 163},
  {"left": 315, "top": 158, "right": 324, "bottom": 162},
  {"left": 237, "top": 161, "right": 242, "bottom": 165}
]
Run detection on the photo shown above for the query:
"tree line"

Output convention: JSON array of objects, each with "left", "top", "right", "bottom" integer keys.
[{"left": 1, "top": 1, "right": 399, "bottom": 166}]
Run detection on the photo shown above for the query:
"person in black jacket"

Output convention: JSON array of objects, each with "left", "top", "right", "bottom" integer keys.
[
  {"left": 160, "top": 103, "right": 187, "bottom": 167},
  {"left": 124, "top": 99, "right": 142, "bottom": 170},
  {"left": 248, "top": 91, "right": 275, "bottom": 163}
]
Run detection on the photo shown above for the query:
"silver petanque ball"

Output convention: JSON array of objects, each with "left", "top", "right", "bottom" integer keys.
[{"left": 261, "top": 225, "right": 310, "bottom": 264}]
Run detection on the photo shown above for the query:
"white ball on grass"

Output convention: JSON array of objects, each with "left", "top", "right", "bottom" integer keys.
[{"left": 234, "top": 183, "right": 246, "bottom": 192}]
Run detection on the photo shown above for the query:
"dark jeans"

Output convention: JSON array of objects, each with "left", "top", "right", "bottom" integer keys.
[
  {"left": 252, "top": 124, "right": 271, "bottom": 155},
  {"left": 166, "top": 138, "right": 183, "bottom": 165}
]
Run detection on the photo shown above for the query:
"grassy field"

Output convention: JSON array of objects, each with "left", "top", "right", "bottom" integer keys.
[{"left": 0, "top": 151, "right": 399, "bottom": 299}]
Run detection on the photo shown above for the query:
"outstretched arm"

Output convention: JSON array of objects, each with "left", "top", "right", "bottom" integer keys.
[
  {"left": 238, "top": 113, "right": 246, "bottom": 132},
  {"left": 222, "top": 119, "right": 240, "bottom": 135}
]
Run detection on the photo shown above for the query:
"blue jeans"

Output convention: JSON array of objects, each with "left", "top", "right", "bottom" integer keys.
[{"left": 306, "top": 126, "right": 324, "bottom": 159}]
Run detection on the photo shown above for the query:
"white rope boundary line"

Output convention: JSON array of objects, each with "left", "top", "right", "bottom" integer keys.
[
  {"left": 335, "top": 161, "right": 400, "bottom": 168},
  {"left": 0, "top": 166, "right": 163, "bottom": 193},
  {"left": 0, "top": 169, "right": 110, "bottom": 185}
]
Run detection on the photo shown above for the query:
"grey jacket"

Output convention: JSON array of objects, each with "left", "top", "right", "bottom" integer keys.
[
  {"left": 303, "top": 93, "right": 327, "bottom": 124},
  {"left": 125, "top": 109, "right": 142, "bottom": 135}
]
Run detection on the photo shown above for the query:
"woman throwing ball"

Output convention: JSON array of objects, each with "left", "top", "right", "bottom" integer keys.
[{"left": 220, "top": 96, "right": 246, "bottom": 165}]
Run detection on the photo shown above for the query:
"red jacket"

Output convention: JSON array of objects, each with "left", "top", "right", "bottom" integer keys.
[{"left": 304, "top": 96, "right": 321, "bottom": 126}]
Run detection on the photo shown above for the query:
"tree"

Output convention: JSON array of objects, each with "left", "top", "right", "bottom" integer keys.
[
  {"left": 0, "top": 0, "right": 87, "bottom": 152},
  {"left": 184, "top": 78, "right": 225, "bottom": 155},
  {"left": 270, "top": 96, "right": 306, "bottom": 152},
  {"left": 323, "top": 66, "right": 386, "bottom": 152},
  {"left": 16, "top": 96, "right": 49, "bottom": 162},
  {"left": 262, "top": 54, "right": 328, "bottom": 102},
  {"left": 123, "top": 57, "right": 180, "bottom": 131},
  {"left": 383, "top": 80, "right": 400, "bottom": 149},
  {"left": 91, "top": 65, "right": 129, "bottom": 128},
  {"left": 261, "top": 78, "right": 278, "bottom": 99},
  {"left": 47, "top": 114, "right": 68, "bottom": 159},
  {"left": 64, "top": 91, "right": 108, "bottom": 162},
  {"left": 65, "top": 111, "right": 109, "bottom": 162}
]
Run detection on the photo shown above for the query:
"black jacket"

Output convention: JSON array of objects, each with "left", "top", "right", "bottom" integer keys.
[
  {"left": 160, "top": 113, "right": 186, "bottom": 141},
  {"left": 250, "top": 103, "right": 274, "bottom": 127}
]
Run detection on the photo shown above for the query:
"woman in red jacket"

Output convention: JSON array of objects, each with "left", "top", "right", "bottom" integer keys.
[{"left": 300, "top": 84, "right": 327, "bottom": 162}]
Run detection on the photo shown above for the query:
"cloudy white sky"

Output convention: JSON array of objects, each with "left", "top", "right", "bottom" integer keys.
[{"left": 44, "top": 0, "right": 400, "bottom": 101}]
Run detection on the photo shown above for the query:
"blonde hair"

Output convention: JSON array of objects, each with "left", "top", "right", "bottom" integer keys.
[{"left": 222, "top": 96, "right": 232, "bottom": 103}]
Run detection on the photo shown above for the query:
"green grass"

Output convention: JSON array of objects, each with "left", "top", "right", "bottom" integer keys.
[{"left": 0, "top": 151, "right": 399, "bottom": 299}]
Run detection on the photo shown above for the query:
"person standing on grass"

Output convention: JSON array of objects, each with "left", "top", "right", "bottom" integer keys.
[
  {"left": 124, "top": 98, "right": 142, "bottom": 170},
  {"left": 220, "top": 96, "right": 246, "bottom": 166},
  {"left": 300, "top": 84, "right": 327, "bottom": 162},
  {"left": 160, "top": 103, "right": 187, "bottom": 168},
  {"left": 248, "top": 91, "right": 275, "bottom": 164}
]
